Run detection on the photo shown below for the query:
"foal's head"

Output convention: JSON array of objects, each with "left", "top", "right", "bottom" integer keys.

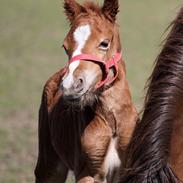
[{"left": 61, "top": 0, "right": 121, "bottom": 104}]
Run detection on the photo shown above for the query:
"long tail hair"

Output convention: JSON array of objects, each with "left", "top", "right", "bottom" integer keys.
[{"left": 120, "top": 7, "right": 183, "bottom": 183}]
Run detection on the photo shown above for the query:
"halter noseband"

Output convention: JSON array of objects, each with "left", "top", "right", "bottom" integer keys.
[{"left": 65, "top": 53, "right": 122, "bottom": 89}]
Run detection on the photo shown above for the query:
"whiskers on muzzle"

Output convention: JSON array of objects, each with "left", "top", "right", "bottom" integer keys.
[
  {"left": 60, "top": 77, "right": 100, "bottom": 108},
  {"left": 62, "top": 90, "right": 99, "bottom": 110}
]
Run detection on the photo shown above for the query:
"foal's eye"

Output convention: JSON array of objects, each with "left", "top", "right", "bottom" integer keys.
[{"left": 99, "top": 39, "right": 110, "bottom": 50}]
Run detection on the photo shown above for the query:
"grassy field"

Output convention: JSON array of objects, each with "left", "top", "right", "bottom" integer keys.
[{"left": 0, "top": 0, "right": 182, "bottom": 182}]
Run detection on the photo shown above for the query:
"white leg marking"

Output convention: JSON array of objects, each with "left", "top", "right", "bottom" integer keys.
[
  {"left": 63, "top": 25, "right": 91, "bottom": 89},
  {"left": 104, "top": 137, "right": 121, "bottom": 175}
]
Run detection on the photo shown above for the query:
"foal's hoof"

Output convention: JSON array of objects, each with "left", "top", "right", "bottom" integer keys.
[{"left": 78, "top": 176, "right": 94, "bottom": 183}]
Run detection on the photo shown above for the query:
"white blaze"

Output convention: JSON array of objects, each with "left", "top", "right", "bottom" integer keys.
[{"left": 62, "top": 25, "right": 91, "bottom": 89}]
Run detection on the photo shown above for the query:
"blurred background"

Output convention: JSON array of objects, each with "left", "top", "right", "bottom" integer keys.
[{"left": 0, "top": 0, "right": 182, "bottom": 182}]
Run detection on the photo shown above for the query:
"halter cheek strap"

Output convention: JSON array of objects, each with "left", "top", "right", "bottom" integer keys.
[{"left": 66, "top": 52, "right": 122, "bottom": 89}]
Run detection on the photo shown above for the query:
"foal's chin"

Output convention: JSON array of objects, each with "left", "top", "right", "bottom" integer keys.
[{"left": 63, "top": 91, "right": 98, "bottom": 109}]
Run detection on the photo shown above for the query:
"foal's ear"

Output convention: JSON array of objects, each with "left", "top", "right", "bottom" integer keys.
[
  {"left": 64, "top": 0, "right": 86, "bottom": 23},
  {"left": 102, "top": 0, "right": 119, "bottom": 22}
]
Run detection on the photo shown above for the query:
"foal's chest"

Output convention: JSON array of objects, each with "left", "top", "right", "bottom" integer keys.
[{"left": 104, "top": 137, "right": 121, "bottom": 176}]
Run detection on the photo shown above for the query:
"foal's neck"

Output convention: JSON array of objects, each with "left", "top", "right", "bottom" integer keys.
[{"left": 98, "top": 62, "right": 137, "bottom": 144}]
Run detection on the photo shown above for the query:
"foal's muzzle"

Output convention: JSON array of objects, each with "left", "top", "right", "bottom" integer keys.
[{"left": 61, "top": 76, "right": 86, "bottom": 101}]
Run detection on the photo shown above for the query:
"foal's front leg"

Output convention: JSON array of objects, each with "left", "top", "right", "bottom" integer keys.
[{"left": 79, "top": 117, "right": 112, "bottom": 183}]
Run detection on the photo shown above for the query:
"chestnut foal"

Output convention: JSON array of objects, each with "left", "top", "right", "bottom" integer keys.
[{"left": 35, "top": 0, "right": 137, "bottom": 182}]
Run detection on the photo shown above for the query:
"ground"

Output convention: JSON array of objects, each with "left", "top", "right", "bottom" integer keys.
[{"left": 0, "top": 0, "right": 182, "bottom": 182}]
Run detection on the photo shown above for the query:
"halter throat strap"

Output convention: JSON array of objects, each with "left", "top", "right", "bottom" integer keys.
[{"left": 68, "top": 52, "right": 122, "bottom": 89}]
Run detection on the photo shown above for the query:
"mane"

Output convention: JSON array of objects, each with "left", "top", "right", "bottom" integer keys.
[
  {"left": 120, "top": 7, "right": 183, "bottom": 183},
  {"left": 83, "top": 1, "right": 101, "bottom": 14}
]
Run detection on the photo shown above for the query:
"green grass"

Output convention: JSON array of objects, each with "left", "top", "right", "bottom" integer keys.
[{"left": 0, "top": 0, "right": 182, "bottom": 182}]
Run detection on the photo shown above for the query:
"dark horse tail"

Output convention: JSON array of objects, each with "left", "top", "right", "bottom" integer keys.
[{"left": 120, "top": 7, "right": 183, "bottom": 183}]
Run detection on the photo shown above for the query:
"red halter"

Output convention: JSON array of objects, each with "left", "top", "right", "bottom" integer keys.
[{"left": 65, "top": 53, "right": 122, "bottom": 89}]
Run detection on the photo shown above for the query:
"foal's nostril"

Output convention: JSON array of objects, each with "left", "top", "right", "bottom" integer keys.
[{"left": 73, "top": 77, "right": 85, "bottom": 93}]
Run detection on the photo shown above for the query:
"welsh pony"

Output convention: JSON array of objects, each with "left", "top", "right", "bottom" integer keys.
[
  {"left": 120, "top": 6, "right": 183, "bottom": 183},
  {"left": 34, "top": 0, "right": 137, "bottom": 182}
]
